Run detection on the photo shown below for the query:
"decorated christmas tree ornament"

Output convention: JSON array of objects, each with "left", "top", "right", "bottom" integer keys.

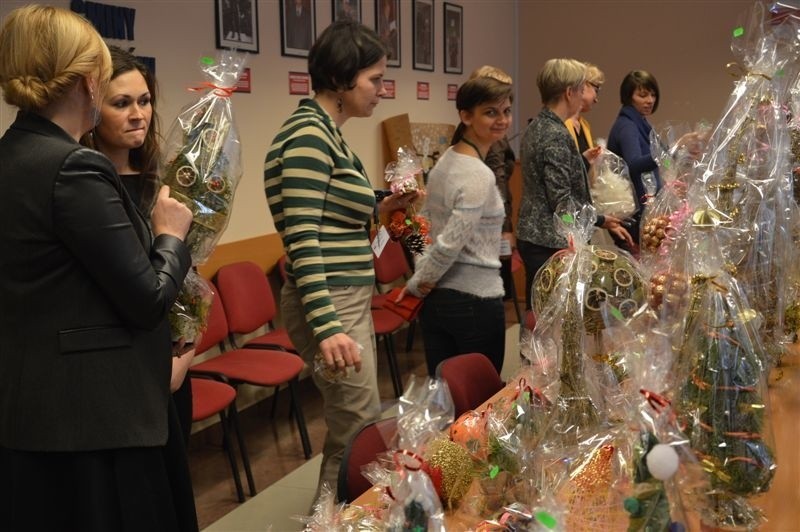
[
  {"left": 558, "top": 444, "right": 628, "bottom": 531},
  {"left": 425, "top": 438, "right": 474, "bottom": 508}
]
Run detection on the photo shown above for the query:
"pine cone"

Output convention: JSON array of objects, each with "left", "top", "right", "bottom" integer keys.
[{"left": 404, "top": 233, "right": 426, "bottom": 255}]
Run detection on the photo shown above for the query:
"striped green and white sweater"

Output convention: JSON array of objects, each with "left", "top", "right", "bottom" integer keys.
[{"left": 264, "top": 99, "right": 376, "bottom": 341}]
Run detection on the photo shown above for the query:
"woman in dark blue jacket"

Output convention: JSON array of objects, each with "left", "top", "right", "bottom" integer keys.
[{"left": 607, "top": 70, "right": 661, "bottom": 250}]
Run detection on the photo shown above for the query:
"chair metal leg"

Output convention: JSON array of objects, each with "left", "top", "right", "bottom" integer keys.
[
  {"left": 218, "top": 410, "right": 245, "bottom": 502},
  {"left": 270, "top": 385, "right": 280, "bottom": 418},
  {"left": 404, "top": 319, "right": 417, "bottom": 353},
  {"left": 227, "top": 404, "right": 256, "bottom": 496},
  {"left": 287, "top": 379, "right": 312, "bottom": 459},
  {"left": 383, "top": 333, "right": 403, "bottom": 398}
]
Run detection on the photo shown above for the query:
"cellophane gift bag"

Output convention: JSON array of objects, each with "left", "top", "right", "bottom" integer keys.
[{"left": 160, "top": 51, "right": 246, "bottom": 345}]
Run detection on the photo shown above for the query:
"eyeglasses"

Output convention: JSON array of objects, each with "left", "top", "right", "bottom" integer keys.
[{"left": 589, "top": 82, "right": 601, "bottom": 93}]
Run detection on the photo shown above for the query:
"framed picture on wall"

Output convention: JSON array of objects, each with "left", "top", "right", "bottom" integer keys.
[
  {"left": 333, "top": 0, "right": 361, "bottom": 22},
  {"left": 280, "top": 0, "right": 316, "bottom": 57},
  {"left": 215, "top": 0, "right": 260, "bottom": 53},
  {"left": 375, "top": 0, "right": 400, "bottom": 67},
  {"left": 412, "top": 0, "right": 434, "bottom": 71},
  {"left": 443, "top": 2, "right": 462, "bottom": 74}
]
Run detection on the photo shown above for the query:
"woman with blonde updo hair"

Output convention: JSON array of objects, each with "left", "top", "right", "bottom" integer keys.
[
  {"left": 516, "top": 59, "right": 633, "bottom": 311},
  {"left": 0, "top": 5, "right": 197, "bottom": 531}
]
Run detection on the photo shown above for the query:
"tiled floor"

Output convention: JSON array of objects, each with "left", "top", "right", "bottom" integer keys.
[{"left": 188, "top": 308, "right": 800, "bottom": 532}]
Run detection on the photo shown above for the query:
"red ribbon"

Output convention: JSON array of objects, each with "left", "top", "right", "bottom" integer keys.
[
  {"left": 640, "top": 388, "right": 671, "bottom": 413},
  {"left": 188, "top": 82, "right": 237, "bottom": 97}
]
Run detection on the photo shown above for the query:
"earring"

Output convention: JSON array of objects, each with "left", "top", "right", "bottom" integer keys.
[{"left": 336, "top": 97, "right": 343, "bottom": 114}]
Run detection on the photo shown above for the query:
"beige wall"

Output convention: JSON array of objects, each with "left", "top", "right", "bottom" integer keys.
[
  {"left": 0, "top": 0, "right": 757, "bottom": 246},
  {"left": 516, "top": 0, "right": 753, "bottom": 143},
  {"left": 0, "top": 0, "right": 515, "bottom": 245}
]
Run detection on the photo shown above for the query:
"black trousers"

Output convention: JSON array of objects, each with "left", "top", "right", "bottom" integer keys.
[
  {"left": 516, "top": 239, "right": 560, "bottom": 311},
  {"left": 420, "top": 288, "right": 506, "bottom": 377}
]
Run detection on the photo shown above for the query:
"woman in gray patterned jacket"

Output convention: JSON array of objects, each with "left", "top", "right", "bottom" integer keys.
[{"left": 516, "top": 58, "right": 632, "bottom": 311}]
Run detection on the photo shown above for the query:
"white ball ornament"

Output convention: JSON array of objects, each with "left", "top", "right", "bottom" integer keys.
[{"left": 645, "top": 443, "right": 679, "bottom": 480}]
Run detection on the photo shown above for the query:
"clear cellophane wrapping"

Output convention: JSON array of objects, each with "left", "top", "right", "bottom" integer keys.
[
  {"left": 692, "top": 2, "right": 799, "bottom": 364},
  {"left": 160, "top": 51, "right": 246, "bottom": 344}
]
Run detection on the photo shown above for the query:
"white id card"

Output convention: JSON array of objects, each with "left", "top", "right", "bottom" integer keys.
[{"left": 372, "top": 225, "right": 390, "bottom": 257}]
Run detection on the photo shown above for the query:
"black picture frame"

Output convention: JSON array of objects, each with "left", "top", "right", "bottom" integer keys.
[
  {"left": 215, "top": 0, "right": 260, "bottom": 53},
  {"left": 332, "top": 0, "right": 361, "bottom": 23},
  {"left": 280, "top": 0, "right": 316, "bottom": 58},
  {"left": 412, "top": 0, "right": 434, "bottom": 72},
  {"left": 375, "top": 0, "right": 401, "bottom": 67},
  {"left": 443, "top": 2, "right": 462, "bottom": 74}
]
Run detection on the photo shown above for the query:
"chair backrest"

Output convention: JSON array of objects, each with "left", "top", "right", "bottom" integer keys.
[
  {"left": 337, "top": 416, "right": 398, "bottom": 503},
  {"left": 196, "top": 281, "right": 229, "bottom": 355},
  {"left": 373, "top": 237, "right": 411, "bottom": 285},
  {"left": 436, "top": 353, "right": 504, "bottom": 418},
  {"left": 215, "top": 261, "right": 277, "bottom": 335}
]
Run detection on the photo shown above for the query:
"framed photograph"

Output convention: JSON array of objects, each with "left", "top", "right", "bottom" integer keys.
[
  {"left": 280, "top": 0, "right": 316, "bottom": 58},
  {"left": 215, "top": 0, "right": 259, "bottom": 53},
  {"left": 333, "top": 0, "right": 361, "bottom": 22},
  {"left": 443, "top": 2, "right": 462, "bottom": 74},
  {"left": 412, "top": 0, "right": 434, "bottom": 72},
  {"left": 375, "top": 0, "right": 400, "bottom": 67}
]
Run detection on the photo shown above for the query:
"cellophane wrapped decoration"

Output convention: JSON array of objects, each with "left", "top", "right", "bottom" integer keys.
[
  {"left": 358, "top": 376, "right": 452, "bottom": 531},
  {"left": 598, "top": 303, "right": 710, "bottom": 532},
  {"left": 161, "top": 52, "right": 244, "bottom": 263},
  {"left": 649, "top": 121, "right": 711, "bottom": 186},
  {"left": 589, "top": 150, "right": 637, "bottom": 219},
  {"left": 168, "top": 269, "right": 213, "bottom": 347},
  {"left": 160, "top": 51, "right": 245, "bottom": 344},
  {"left": 638, "top": 180, "right": 690, "bottom": 260},
  {"left": 385, "top": 146, "right": 423, "bottom": 195},
  {"left": 527, "top": 204, "right": 647, "bottom": 449},
  {"left": 293, "top": 483, "right": 383, "bottom": 531},
  {"left": 668, "top": 224, "right": 777, "bottom": 530},
  {"left": 692, "top": 2, "right": 799, "bottom": 364},
  {"left": 385, "top": 146, "right": 430, "bottom": 256}
]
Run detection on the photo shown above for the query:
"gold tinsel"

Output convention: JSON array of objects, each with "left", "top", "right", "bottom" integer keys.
[{"left": 426, "top": 438, "right": 474, "bottom": 508}]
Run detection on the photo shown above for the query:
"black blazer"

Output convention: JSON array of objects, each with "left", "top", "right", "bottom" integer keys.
[{"left": 0, "top": 112, "right": 191, "bottom": 451}]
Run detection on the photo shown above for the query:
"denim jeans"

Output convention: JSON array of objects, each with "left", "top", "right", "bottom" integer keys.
[{"left": 420, "top": 288, "right": 506, "bottom": 377}]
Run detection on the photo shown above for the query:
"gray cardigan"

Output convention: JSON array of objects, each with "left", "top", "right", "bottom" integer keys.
[{"left": 516, "top": 107, "right": 601, "bottom": 249}]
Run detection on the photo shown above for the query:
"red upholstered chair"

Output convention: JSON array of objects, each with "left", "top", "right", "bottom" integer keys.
[
  {"left": 191, "top": 280, "right": 312, "bottom": 496},
  {"left": 372, "top": 238, "right": 412, "bottom": 309},
  {"left": 337, "top": 416, "right": 398, "bottom": 503},
  {"left": 435, "top": 353, "right": 505, "bottom": 418},
  {"left": 372, "top": 237, "right": 418, "bottom": 354},
  {"left": 189, "top": 374, "right": 251, "bottom": 502},
  {"left": 214, "top": 261, "right": 295, "bottom": 352}
]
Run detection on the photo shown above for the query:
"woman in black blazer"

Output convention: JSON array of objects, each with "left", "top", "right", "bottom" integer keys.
[{"left": 0, "top": 6, "right": 196, "bottom": 531}]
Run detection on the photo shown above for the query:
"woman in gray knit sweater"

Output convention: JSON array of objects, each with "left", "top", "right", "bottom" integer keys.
[{"left": 402, "top": 73, "right": 512, "bottom": 376}]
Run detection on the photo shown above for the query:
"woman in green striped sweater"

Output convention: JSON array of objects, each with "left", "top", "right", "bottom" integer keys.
[{"left": 264, "top": 20, "right": 417, "bottom": 498}]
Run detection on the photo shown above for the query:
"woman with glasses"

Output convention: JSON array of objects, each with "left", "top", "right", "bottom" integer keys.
[{"left": 567, "top": 62, "right": 604, "bottom": 173}]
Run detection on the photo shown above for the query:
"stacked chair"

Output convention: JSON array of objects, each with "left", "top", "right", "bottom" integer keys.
[{"left": 191, "top": 275, "right": 312, "bottom": 497}]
